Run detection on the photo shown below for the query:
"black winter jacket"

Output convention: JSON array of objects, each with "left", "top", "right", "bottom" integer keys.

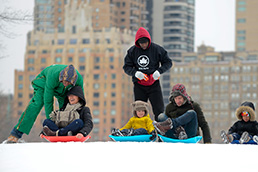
[
  {"left": 61, "top": 86, "right": 93, "bottom": 137},
  {"left": 228, "top": 120, "right": 258, "bottom": 136}
]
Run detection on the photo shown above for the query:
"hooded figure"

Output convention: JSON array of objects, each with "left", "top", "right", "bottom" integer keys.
[
  {"left": 235, "top": 101, "right": 256, "bottom": 121},
  {"left": 43, "top": 86, "right": 93, "bottom": 137},
  {"left": 228, "top": 101, "right": 258, "bottom": 136},
  {"left": 120, "top": 100, "right": 155, "bottom": 134},
  {"left": 123, "top": 27, "right": 172, "bottom": 121}
]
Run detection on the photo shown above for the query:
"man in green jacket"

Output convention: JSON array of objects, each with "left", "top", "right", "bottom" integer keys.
[
  {"left": 5, "top": 64, "right": 84, "bottom": 143},
  {"left": 153, "top": 83, "right": 212, "bottom": 143}
]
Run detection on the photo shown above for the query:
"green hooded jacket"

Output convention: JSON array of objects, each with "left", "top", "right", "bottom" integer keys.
[{"left": 31, "top": 64, "right": 84, "bottom": 117}]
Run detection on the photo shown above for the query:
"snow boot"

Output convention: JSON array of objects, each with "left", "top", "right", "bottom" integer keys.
[
  {"left": 111, "top": 128, "right": 124, "bottom": 136},
  {"left": 175, "top": 126, "right": 188, "bottom": 140},
  {"left": 239, "top": 131, "right": 250, "bottom": 144},
  {"left": 220, "top": 130, "right": 233, "bottom": 144},
  {"left": 2, "top": 135, "right": 25, "bottom": 144},
  {"left": 43, "top": 126, "right": 56, "bottom": 136},
  {"left": 153, "top": 118, "right": 173, "bottom": 135},
  {"left": 253, "top": 135, "right": 258, "bottom": 144}
]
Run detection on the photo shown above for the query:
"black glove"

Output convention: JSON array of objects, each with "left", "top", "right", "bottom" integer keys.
[{"left": 149, "top": 130, "right": 157, "bottom": 140}]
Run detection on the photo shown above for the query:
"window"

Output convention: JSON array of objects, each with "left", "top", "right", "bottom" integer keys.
[
  {"left": 18, "top": 84, "right": 23, "bottom": 89},
  {"left": 94, "top": 74, "right": 100, "bottom": 80},
  {"left": 55, "top": 48, "right": 63, "bottom": 53},
  {"left": 70, "top": 39, "right": 77, "bottom": 44},
  {"left": 28, "top": 58, "right": 34, "bottom": 64},
  {"left": 79, "top": 57, "right": 85, "bottom": 62},
  {"left": 237, "top": 18, "right": 246, "bottom": 23},
  {"left": 68, "top": 57, "right": 73, "bottom": 62},
  {"left": 41, "top": 58, "right": 46, "bottom": 63},
  {"left": 72, "top": 25, "right": 76, "bottom": 34},
  {"left": 82, "top": 39, "right": 90, "bottom": 44},
  {"left": 93, "top": 92, "right": 99, "bottom": 98},
  {"left": 58, "top": 39, "right": 65, "bottom": 45},
  {"left": 79, "top": 66, "right": 85, "bottom": 71},
  {"left": 55, "top": 57, "right": 62, "bottom": 63},
  {"left": 93, "top": 118, "right": 99, "bottom": 124}
]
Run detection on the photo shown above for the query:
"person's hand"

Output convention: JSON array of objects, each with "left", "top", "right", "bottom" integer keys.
[
  {"left": 76, "top": 133, "right": 84, "bottom": 139},
  {"left": 153, "top": 70, "right": 160, "bottom": 80},
  {"left": 135, "top": 71, "right": 148, "bottom": 81}
]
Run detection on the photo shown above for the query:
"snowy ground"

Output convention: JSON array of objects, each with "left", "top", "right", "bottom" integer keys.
[{"left": 0, "top": 141, "right": 257, "bottom": 172}]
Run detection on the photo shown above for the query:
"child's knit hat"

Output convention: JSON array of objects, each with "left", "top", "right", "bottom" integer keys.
[
  {"left": 132, "top": 100, "right": 149, "bottom": 117},
  {"left": 235, "top": 101, "right": 255, "bottom": 121},
  {"left": 59, "top": 65, "right": 78, "bottom": 86}
]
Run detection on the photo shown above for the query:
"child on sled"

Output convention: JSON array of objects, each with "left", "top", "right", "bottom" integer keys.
[
  {"left": 111, "top": 100, "right": 156, "bottom": 139},
  {"left": 221, "top": 101, "right": 258, "bottom": 144},
  {"left": 42, "top": 86, "right": 93, "bottom": 138}
]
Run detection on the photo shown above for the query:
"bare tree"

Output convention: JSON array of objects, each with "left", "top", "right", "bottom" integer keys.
[{"left": 0, "top": 7, "right": 33, "bottom": 38}]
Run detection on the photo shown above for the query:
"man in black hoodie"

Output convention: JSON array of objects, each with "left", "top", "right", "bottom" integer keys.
[{"left": 123, "top": 27, "right": 172, "bottom": 121}]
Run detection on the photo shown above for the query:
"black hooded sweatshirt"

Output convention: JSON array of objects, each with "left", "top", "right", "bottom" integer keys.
[
  {"left": 61, "top": 86, "right": 93, "bottom": 137},
  {"left": 123, "top": 27, "right": 172, "bottom": 85}
]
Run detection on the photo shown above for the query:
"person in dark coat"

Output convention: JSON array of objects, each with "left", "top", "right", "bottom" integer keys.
[
  {"left": 153, "top": 83, "right": 212, "bottom": 143},
  {"left": 42, "top": 86, "right": 93, "bottom": 138},
  {"left": 221, "top": 101, "right": 258, "bottom": 144},
  {"left": 123, "top": 27, "right": 172, "bottom": 121}
]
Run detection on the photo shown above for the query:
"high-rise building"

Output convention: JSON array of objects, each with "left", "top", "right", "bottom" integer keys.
[
  {"left": 34, "top": 0, "right": 148, "bottom": 33},
  {"left": 14, "top": 0, "right": 135, "bottom": 141},
  {"left": 235, "top": 0, "right": 258, "bottom": 52},
  {"left": 147, "top": 0, "right": 195, "bottom": 105}
]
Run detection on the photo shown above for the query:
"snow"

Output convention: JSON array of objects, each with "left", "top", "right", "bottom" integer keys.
[{"left": 0, "top": 141, "right": 257, "bottom": 172}]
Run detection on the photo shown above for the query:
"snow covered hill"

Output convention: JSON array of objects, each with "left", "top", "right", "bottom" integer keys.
[{"left": 0, "top": 141, "right": 257, "bottom": 172}]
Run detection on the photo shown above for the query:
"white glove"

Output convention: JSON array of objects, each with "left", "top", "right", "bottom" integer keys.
[
  {"left": 153, "top": 70, "right": 160, "bottom": 80},
  {"left": 135, "top": 71, "right": 148, "bottom": 81}
]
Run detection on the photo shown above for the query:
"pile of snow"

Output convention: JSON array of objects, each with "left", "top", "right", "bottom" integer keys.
[{"left": 1, "top": 141, "right": 258, "bottom": 172}]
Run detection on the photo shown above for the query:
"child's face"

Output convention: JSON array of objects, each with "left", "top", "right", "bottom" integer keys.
[
  {"left": 241, "top": 111, "right": 250, "bottom": 122},
  {"left": 68, "top": 94, "right": 79, "bottom": 105},
  {"left": 136, "top": 110, "right": 145, "bottom": 118},
  {"left": 242, "top": 115, "right": 250, "bottom": 122}
]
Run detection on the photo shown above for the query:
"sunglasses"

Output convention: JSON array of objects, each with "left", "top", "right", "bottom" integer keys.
[{"left": 241, "top": 111, "right": 250, "bottom": 117}]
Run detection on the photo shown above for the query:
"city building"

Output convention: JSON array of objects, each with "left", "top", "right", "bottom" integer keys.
[
  {"left": 34, "top": 0, "right": 148, "bottom": 33},
  {"left": 235, "top": 0, "right": 258, "bottom": 52},
  {"left": 14, "top": 0, "right": 135, "bottom": 141}
]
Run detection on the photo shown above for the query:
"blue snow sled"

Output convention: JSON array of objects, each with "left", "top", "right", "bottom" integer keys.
[
  {"left": 158, "top": 135, "right": 202, "bottom": 143},
  {"left": 109, "top": 134, "right": 202, "bottom": 143},
  {"left": 231, "top": 140, "right": 257, "bottom": 145},
  {"left": 109, "top": 135, "right": 155, "bottom": 142}
]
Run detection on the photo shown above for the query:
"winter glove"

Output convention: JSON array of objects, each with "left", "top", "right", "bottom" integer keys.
[
  {"left": 153, "top": 70, "right": 160, "bottom": 80},
  {"left": 135, "top": 71, "right": 149, "bottom": 81},
  {"left": 149, "top": 130, "right": 157, "bottom": 140}
]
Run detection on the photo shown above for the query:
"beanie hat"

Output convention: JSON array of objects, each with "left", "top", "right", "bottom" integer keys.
[
  {"left": 235, "top": 101, "right": 256, "bottom": 121},
  {"left": 132, "top": 100, "right": 149, "bottom": 117},
  {"left": 169, "top": 83, "right": 191, "bottom": 103},
  {"left": 59, "top": 65, "right": 78, "bottom": 86}
]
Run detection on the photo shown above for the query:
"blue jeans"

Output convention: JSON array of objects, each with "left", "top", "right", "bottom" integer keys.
[
  {"left": 43, "top": 119, "right": 84, "bottom": 136},
  {"left": 158, "top": 110, "right": 198, "bottom": 139},
  {"left": 121, "top": 128, "right": 148, "bottom": 136}
]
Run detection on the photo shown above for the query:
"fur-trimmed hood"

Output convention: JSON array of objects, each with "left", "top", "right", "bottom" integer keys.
[
  {"left": 132, "top": 100, "right": 149, "bottom": 117},
  {"left": 235, "top": 101, "right": 256, "bottom": 121}
]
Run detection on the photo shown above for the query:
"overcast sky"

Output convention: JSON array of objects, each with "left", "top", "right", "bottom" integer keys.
[{"left": 0, "top": 0, "right": 235, "bottom": 94}]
